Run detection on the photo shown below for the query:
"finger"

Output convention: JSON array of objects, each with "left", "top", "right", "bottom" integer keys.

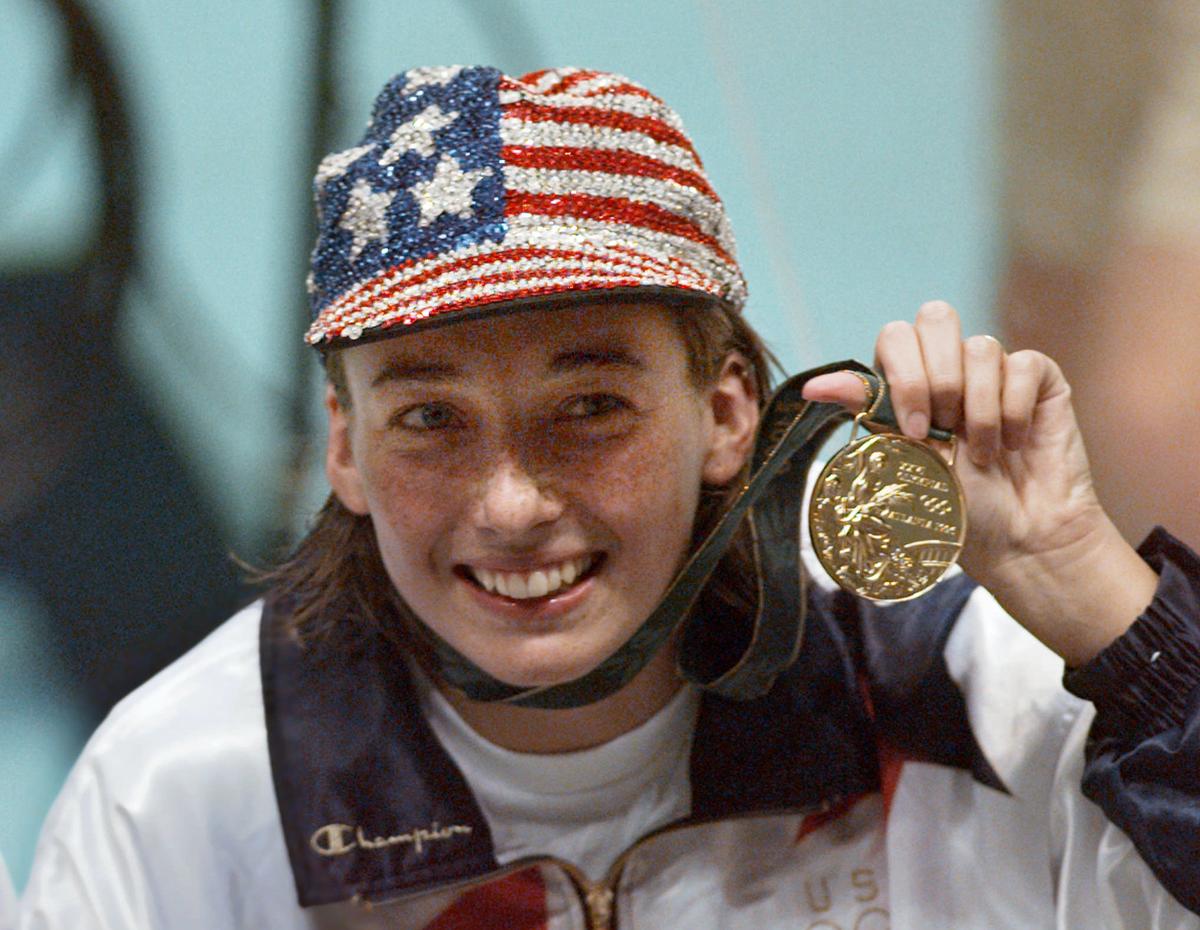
[
  {"left": 913, "top": 300, "right": 964, "bottom": 430},
  {"left": 801, "top": 371, "right": 872, "bottom": 411},
  {"left": 1000, "top": 350, "right": 1043, "bottom": 449},
  {"left": 875, "top": 320, "right": 930, "bottom": 439},
  {"left": 962, "top": 334, "right": 1004, "bottom": 465}
]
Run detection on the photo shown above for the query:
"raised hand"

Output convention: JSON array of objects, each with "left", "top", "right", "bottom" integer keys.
[{"left": 802, "top": 301, "right": 1157, "bottom": 665}]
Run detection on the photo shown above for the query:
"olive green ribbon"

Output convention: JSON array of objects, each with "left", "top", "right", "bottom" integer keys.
[{"left": 424, "top": 361, "right": 949, "bottom": 708}]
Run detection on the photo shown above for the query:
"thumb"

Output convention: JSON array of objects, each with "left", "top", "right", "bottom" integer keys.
[{"left": 801, "top": 371, "right": 871, "bottom": 412}]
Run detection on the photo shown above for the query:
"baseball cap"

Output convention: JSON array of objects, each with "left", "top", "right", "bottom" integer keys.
[{"left": 306, "top": 65, "right": 747, "bottom": 347}]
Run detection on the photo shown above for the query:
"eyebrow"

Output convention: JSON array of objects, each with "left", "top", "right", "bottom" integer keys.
[
  {"left": 368, "top": 342, "right": 648, "bottom": 388},
  {"left": 549, "top": 345, "right": 648, "bottom": 374},
  {"left": 369, "top": 359, "right": 459, "bottom": 388}
]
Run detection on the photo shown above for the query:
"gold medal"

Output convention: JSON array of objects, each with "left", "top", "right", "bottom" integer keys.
[{"left": 809, "top": 421, "right": 966, "bottom": 602}]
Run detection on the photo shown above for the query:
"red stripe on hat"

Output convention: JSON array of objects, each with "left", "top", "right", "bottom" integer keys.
[
  {"left": 320, "top": 254, "right": 715, "bottom": 335},
  {"left": 505, "top": 192, "right": 731, "bottom": 262},
  {"left": 576, "top": 81, "right": 661, "bottom": 102},
  {"left": 322, "top": 245, "right": 702, "bottom": 322},
  {"left": 535, "top": 68, "right": 605, "bottom": 96},
  {"left": 326, "top": 246, "right": 610, "bottom": 316},
  {"left": 502, "top": 100, "right": 697, "bottom": 156},
  {"left": 500, "top": 145, "right": 718, "bottom": 201},
  {"left": 499, "top": 76, "right": 660, "bottom": 106},
  {"left": 502, "top": 70, "right": 603, "bottom": 97},
  {"left": 372, "top": 264, "right": 650, "bottom": 313},
  {"left": 384, "top": 274, "right": 711, "bottom": 329},
  {"left": 552, "top": 69, "right": 667, "bottom": 104},
  {"left": 329, "top": 277, "right": 648, "bottom": 335},
  {"left": 513, "top": 69, "right": 553, "bottom": 86}
]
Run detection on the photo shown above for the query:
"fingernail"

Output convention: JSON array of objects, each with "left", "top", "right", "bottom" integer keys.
[{"left": 905, "top": 411, "right": 929, "bottom": 439}]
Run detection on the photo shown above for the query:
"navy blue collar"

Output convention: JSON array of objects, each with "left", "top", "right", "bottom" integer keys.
[{"left": 261, "top": 573, "right": 1000, "bottom": 908}]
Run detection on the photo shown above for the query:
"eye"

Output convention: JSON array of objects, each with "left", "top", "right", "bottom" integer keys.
[
  {"left": 394, "top": 402, "right": 461, "bottom": 431},
  {"left": 559, "top": 393, "right": 628, "bottom": 420}
]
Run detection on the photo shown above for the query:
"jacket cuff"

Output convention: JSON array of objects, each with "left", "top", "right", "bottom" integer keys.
[{"left": 1063, "top": 528, "right": 1200, "bottom": 738}]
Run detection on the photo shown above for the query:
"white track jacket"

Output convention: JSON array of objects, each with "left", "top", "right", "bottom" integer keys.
[{"left": 17, "top": 530, "right": 1200, "bottom": 929}]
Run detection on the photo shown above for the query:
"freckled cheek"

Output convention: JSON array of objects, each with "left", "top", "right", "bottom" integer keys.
[
  {"left": 577, "top": 437, "right": 704, "bottom": 557},
  {"left": 356, "top": 454, "right": 464, "bottom": 565}
]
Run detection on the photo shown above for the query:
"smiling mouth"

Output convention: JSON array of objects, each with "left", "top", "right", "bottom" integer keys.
[{"left": 462, "top": 555, "right": 599, "bottom": 601}]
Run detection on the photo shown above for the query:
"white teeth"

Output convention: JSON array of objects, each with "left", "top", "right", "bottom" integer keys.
[
  {"left": 507, "top": 573, "right": 529, "bottom": 598},
  {"left": 469, "top": 556, "right": 593, "bottom": 600},
  {"left": 527, "top": 571, "right": 549, "bottom": 598}
]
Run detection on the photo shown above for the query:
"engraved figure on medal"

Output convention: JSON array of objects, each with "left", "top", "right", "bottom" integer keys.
[{"left": 809, "top": 415, "right": 966, "bottom": 602}]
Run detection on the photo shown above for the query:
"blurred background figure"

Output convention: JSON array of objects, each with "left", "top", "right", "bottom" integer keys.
[
  {"left": 997, "top": 0, "right": 1200, "bottom": 549},
  {"left": 1, "top": 0, "right": 251, "bottom": 889},
  {"left": 1, "top": 0, "right": 249, "bottom": 718}
]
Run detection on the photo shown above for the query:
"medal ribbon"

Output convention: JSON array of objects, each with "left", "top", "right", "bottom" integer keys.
[{"left": 425, "top": 361, "right": 950, "bottom": 708}]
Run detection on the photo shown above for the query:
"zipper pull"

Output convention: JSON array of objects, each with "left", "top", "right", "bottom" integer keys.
[{"left": 582, "top": 880, "right": 615, "bottom": 930}]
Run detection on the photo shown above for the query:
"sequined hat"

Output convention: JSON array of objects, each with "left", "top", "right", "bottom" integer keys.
[{"left": 306, "top": 66, "right": 747, "bottom": 347}]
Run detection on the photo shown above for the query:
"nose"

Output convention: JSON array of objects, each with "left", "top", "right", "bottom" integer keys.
[{"left": 474, "top": 454, "right": 563, "bottom": 537}]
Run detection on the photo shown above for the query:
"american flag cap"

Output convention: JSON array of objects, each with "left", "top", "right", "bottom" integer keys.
[{"left": 305, "top": 66, "right": 747, "bottom": 347}]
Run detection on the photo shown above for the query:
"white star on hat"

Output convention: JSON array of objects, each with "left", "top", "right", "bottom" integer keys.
[
  {"left": 338, "top": 179, "right": 396, "bottom": 260},
  {"left": 399, "top": 65, "right": 464, "bottom": 95},
  {"left": 379, "top": 104, "right": 460, "bottom": 165},
  {"left": 408, "top": 154, "right": 494, "bottom": 227},
  {"left": 314, "top": 143, "right": 376, "bottom": 189}
]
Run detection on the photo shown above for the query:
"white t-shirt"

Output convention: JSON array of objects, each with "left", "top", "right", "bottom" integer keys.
[
  {"left": 415, "top": 671, "right": 893, "bottom": 928},
  {"left": 417, "top": 673, "right": 698, "bottom": 881}
]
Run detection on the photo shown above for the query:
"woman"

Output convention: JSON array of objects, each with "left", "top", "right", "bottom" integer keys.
[{"left": 20, "top": 66, "right": 1200, "bottom": 929}]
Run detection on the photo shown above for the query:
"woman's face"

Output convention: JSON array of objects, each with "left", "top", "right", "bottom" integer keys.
[{"left": 325, "top": 302, "right": 756, "bottom": 689}]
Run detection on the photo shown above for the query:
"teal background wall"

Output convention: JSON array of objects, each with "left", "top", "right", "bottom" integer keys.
[{"left": 0, "top": 0, "right": 998, "bottom": 890}]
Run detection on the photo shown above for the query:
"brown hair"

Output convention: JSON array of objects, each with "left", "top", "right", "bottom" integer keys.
[{"left": 266, "top": 299, "right": 777, "bottom": 656}]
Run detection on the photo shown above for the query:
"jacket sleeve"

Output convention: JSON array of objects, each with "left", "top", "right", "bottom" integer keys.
[
  {"left": 1056, "top": 528, "right": 1200, "bottom": 922},
  {"left": 17, "top": 605, "right": 286, "bottom": 930},
  {"left": 936, "top": 528, "right": 1200, "bottom": 926},
  {"left": 14, "top": 731, "right": 262, "bottom": 930},
  {"left": 17, "top": 745, "right": 163, "bottom": 929},
  {"left": 1, "top": 853, "right": 15, "bottom": 930}
]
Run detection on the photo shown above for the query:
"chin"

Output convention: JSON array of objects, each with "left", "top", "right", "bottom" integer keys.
[{"left": 474, "top": 639, "right": 609, "bottom": 690}]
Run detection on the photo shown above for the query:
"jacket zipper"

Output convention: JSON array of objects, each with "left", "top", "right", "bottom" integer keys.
[
  {"left": 580, "top": 875, "right": 615, "bottom": 930},
  {"left": 358, "top": 797, "right": 841, "bottom": 929},
  {"left": 550, "top": 797, "right": 841, "bottom": 930}
]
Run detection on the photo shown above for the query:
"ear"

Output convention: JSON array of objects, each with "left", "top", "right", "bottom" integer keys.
[
  {"left": 702, "top": 352, "right": 760, "bottom": 485},
  {"left": 325, "top": 384, "right": 371, "bottom": 516}
]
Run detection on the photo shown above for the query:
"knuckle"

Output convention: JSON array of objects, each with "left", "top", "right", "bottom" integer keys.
[
  {"left": 1005, "top": 349, "right": 1040, "bottom": 373},
  {"left": 928, "top": 372, "right": 962, "bottom": 397},
  {"left": 1002, "top": 411, "right": 1030, "bottom": 433},
  {"left": 886, "top": 373, "right": 924, "bottom": 394},
  {"left": 931, "top": 391, "right": 963, "bottom": 423},
  {"left": 972, "top": 414, "right": 1001, "bottom": 436},
  {"left": 887, "top": 376, "right": 928, "bottom": 407}
]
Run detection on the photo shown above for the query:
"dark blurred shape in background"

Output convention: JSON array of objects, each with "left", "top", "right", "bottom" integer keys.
[{"left": 0, "top": 0, "right": 248, "bottom": 725}]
